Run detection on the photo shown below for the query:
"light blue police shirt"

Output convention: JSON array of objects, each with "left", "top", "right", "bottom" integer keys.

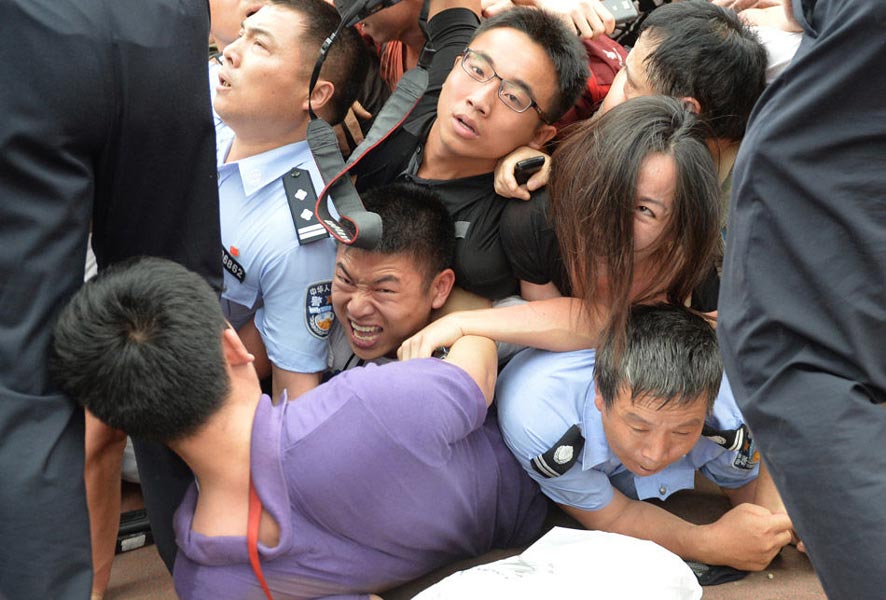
[
  {"left": 217, "top": 123, "right": 336, "bottom": 374},
  {"left": 496, "top": 348, "right": 759, "bottom": 511}
]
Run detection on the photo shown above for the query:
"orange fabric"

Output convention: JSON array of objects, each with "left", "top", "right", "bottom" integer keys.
[{"left": 248, "top": 479, "right": 274, "bottom": 600}]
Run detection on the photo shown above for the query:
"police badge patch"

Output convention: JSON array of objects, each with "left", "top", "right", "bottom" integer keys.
[
  {"left": 305, "top": 281, "right": 334, "bottom": 339},
  {"left": 733, "top": 428, "right": 760, "bottom": 471}
]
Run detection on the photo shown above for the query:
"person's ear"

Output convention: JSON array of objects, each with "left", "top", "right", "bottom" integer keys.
[
  {"left": 222, "top": 327, "right": 255, "bottom": 368},
  {"left": 679, "top": 96, "right": 702, "bottom": 115},
  {"left": 528, "top": 123, "right": 557, "bottom": 150},
  {"left": 429, "top": 269, "right": 457, "bottom": 310},
  {"left": 302, "top": 80, "right": 335, "bottom": 114},
  {"left": 594, "top": 384, "right": 606, "bottom": 413}
]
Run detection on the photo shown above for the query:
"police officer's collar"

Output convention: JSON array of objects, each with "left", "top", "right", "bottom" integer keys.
[
  {"left": 580, "top": 379, "right": 623, "bottom": 471},
  {"left": 220, "top": 138, "right": 316, "bottom": 197}
]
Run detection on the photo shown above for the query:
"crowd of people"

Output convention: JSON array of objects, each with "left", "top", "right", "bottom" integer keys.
[{"left": 1, "top": 0, "right": 883, "bottom": 599}]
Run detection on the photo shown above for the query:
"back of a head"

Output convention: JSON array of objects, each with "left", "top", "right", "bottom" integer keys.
[
  {"left": 595, "top": 303, "right": 723, "bottom": 412},
  {"left": 473, "top": 7, "right": 590, "bottom": 123},
  {"left": 272, "top": 0, "right": 370, "bottom": 125},
  {"left": 640, "top": 0, "right": 767, "bottom": 141},
  {"left": 51, "top": 257, "right": 229, "bottom": 444},
  {"left": 550, "top": 95, "right": 721, "bottom": 350},
  {"left": 344, "top": 183, "right": 455, "bottom": 284}
]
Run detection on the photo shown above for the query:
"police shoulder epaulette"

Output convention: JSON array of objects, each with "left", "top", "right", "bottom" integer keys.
[
  {"left": 530, "top": 424, "right": 584, "bottom": 479},
  {"left": 282, "top": 167, "right": 329, "bottom": 245}
]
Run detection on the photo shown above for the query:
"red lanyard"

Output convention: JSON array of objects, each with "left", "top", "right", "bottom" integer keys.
[{"left": 248, "top": 478, "right": 274, "bottom": 600}]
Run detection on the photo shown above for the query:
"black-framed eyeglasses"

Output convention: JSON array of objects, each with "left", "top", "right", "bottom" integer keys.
[{"left": 459, "top": 47, "right": 552, "bottom": 125}]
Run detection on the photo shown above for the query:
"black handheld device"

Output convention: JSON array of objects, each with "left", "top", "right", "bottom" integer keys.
[
  {"left": 514, "top": 156, "right": 545, "bottom": 186},
  {"left": 601, "top": 0, "right": 639, "bottom": 25}
]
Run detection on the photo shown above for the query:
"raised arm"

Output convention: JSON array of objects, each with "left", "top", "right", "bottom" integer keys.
[
  {"left": 442, "top": 335, "right": 498, "bottom": 406},
  {"left": 429, "top": 0, "right": 481, "bottom": 20}
]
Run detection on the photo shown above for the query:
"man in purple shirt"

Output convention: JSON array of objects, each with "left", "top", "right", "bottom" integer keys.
[{"left": 51, "top": 257, "right": 545, "bottom": 600}]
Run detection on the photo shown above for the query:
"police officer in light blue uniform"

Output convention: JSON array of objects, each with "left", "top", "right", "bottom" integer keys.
[
  {"left": 498, "top": 351, "right": 756, "bottom": 508},
  {"left": 210, "top": 0, "right": 370, "bottom": 400},
  {"left": 496, "top": 304, "right": 795, "bottom": 572},
  {"left": 217, "top": 123, "right": 336, "bottom": 378}
]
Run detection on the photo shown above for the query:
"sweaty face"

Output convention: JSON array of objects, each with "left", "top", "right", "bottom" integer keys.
[
  {"left": 595, "top": 386, "right": 707, "bottom": 477},
  {"left": 214, "top": 5, "right": 311, "bottom": 137},
  {"left": 598, "top": 32, "right": 658, "bottom": 115},
  {"left": 433, "top": 27, "right": 558, "bottom": 172},
  {"left": 331, "top": 248, "right": 450, "bottom": 360}
]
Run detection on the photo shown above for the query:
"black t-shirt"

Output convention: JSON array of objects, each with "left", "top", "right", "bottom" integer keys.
[
  {"left": 500, "top": 190, "right": 571, "bottom": 295},
  {"left": 354, "top": 8, "right": 522, "bottom": 300}
]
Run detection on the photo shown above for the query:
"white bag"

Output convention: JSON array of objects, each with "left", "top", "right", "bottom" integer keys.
[{"left": 413, "top": 527, "right": 702, "bottom": 600}]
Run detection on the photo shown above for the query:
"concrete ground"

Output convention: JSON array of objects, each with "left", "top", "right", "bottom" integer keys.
[{"left": 106, "top": 479, "right": 825, "bottom": 599}]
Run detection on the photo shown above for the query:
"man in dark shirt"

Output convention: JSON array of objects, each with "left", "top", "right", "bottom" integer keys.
[{"left": 354, "top": 0, "right": 588, "bottom": 300}]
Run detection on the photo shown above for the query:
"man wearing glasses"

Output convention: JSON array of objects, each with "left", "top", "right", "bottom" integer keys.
[{"left": 354, "top": 0, "right": 589, "bottom": 302}]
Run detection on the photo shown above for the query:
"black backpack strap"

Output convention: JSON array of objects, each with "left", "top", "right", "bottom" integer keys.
[
  {"left": 308, "top": 118, "right": 383, "bottom": 248},
  {"left": 306, "top": 0, "right": 441, "bottom": 248},
  {"left": 282, "top": 167, "right": 329, "bottom": 245},
  {"left": 309, "top": 55, "right": 432, "bottom": 249}
]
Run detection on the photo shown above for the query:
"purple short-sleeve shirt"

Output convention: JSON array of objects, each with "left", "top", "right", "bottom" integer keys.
[{"left": 173, "top": 359, "right": 544, "bottom": 599}]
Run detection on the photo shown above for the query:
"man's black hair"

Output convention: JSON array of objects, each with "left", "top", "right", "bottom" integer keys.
[
  {"left": 595, "top": 303, "right": 723, "bottom": 412},
  {"left": 272, "top": 0, "right": 370, "bottom": 125},
  {"left": 51, "top": 257, "right": 229, "bottom": 444},
  {"left": 640, "top": 0, "right": 767, "bottom": 141},
  {"left": 472, "top": 7, "right": 590, "bottom": 123},
  {"left": 342, "top": 183, "right": 455, "bottom": 285}
]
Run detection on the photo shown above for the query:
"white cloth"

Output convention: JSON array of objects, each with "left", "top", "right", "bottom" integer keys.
[{"left": 413, "top": 527, "right": 702, "bottom": 600}]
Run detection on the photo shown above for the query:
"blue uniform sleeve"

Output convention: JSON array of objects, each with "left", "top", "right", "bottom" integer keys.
[
  {"left": 697, "top": 375, "right": 760, "bottom": 489},
  {"left": 496, "top": 349, "right": 617, "bottom": 511},
  {"left": 255, "top": 237, "right": 336, "bottom": 374}
]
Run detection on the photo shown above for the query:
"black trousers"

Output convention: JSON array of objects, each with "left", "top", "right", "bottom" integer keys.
[
  {"left": 719, "top": 1, "right": 886, "bottom": 598},
  {"left": 0, "top": 1, "right": 220, "bottom": 597}
]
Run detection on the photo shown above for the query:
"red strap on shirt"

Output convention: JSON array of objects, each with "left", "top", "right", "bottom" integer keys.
[{"left": 248, "top": 478, "right": 274, "bottom": 600}]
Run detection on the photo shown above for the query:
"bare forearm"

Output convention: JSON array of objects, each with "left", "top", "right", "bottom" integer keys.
[
  {"left": 445, "top": 335, "right": 498, "bottom": 406},
  {"left": 399, "top": 296, "right": 603, "bottom": 359},
  {"left": 429, "top": 0, "right": 481, "bottom": 20},
  {"left": 560, "top": 500, "right": 704, "bottom": 563},
  {"left": 561, "top": 491, "right": 793, "bottom": 570},
  {"left": 458, "top": 297, "right": 600, "bottom": 350},
  {"left": 272, "top": 368, "right": 321, "bottom": 402},
  {"left": 752, "top": 460, "right": 787, "bottom": 514}
]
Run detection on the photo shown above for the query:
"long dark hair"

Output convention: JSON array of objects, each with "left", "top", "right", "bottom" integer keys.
[{"left": 550, "top": 96, "right": 720, "bottom": 351}]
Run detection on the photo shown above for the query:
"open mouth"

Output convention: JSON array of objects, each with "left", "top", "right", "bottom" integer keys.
[
  {"left": 350, "top": 320, "right": 382, "bottom": 345},
  {"left": 218, "top": 74, "right": 232, "bottom": 88},
  {"left": 453, "top": 115, "right": 478, "bottom": 137}
]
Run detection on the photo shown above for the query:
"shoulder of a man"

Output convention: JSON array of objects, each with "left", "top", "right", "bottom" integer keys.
[
  {"left": 496, "top": 349, "right": 617, "bottom": 509},
  {"left": 496, "top": 349, "right": 594, "bottom": 462},
  {"left": 500, "top": 189, "right": 560, "bottom": 286}
]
